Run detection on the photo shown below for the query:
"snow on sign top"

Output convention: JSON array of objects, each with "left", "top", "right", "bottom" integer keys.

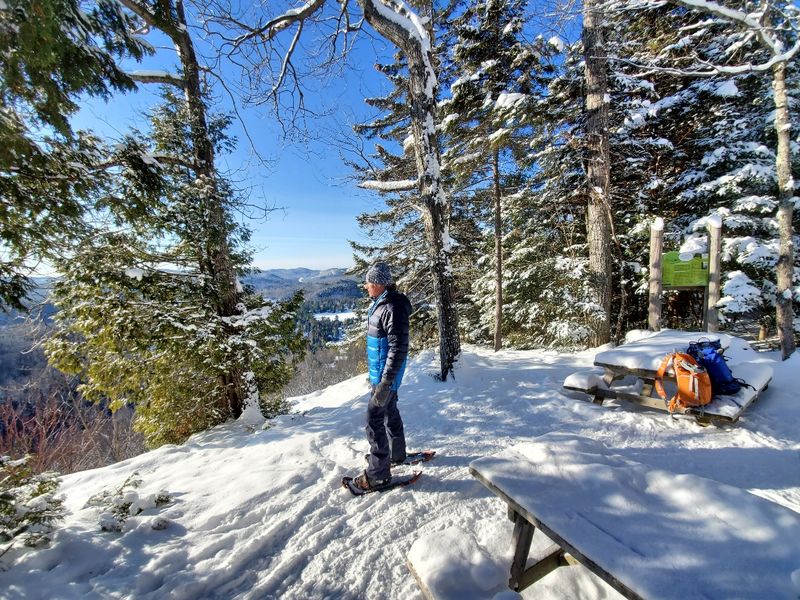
[
  {"left": 469, "top": 433, "right": 800, "bottom": 600},
  {"left": 593, "top": 329, "right": 731, "bottom": 372}
]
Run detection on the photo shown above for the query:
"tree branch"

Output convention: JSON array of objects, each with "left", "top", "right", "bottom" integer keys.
[
  {"left": 359, "top": 178, "right": 419, "bottom": 191},
  {"left": 615, "top": 0, "right": 800, "bottom": 75},
  {"left": 94, "top": 153, "right": 197, "bottom": 172},
  {"left": 228, "top": 0, "right": 327, "bottom": 49},
  {"left": 272, "top": 21, "right": 304, "bottom": 99},
  {"left": 128, "top": 70, "right": 186, "bottom": 87}
]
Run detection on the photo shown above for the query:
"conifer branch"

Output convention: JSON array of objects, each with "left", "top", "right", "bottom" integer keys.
[{"left": 128, "top": 71, "right": 186, "bottom": 87}]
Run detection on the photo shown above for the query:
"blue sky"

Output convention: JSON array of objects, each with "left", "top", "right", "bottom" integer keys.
[
  {"left": 75, "top": 26, "right": 396, "bottom": 272},
  {"left": 219, "top": 53, "right": 392, "bottom": 271}
]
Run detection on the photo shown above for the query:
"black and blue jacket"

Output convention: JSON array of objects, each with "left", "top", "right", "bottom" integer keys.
[{"left": 366, "top": 288, "right": 412, "bottom": 390}]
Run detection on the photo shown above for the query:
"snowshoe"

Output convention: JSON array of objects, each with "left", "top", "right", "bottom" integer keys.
[
  {"left": 363, "top": 450, "right": 436, "bottom": 467},
  {"left": 342, "top": 471, "right": 422, "bottom": 496}
]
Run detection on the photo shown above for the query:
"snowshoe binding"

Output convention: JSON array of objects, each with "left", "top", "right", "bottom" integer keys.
[
  {"left": 363, "top": 450, "right": 436, "bottom": 467},
  {"left": 342, "top": 470, "right": 422, "bottom": 496}
]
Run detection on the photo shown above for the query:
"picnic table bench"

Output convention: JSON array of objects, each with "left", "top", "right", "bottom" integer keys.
[
  {"left": 425, "top": 433, "right": 799, "bottom": 599},
  {"left": 563, "top": 330, "right": 773, "bottom": 423}
]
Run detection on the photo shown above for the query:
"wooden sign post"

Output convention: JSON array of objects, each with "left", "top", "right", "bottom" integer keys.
[
  {"left": 648, "top": 218, "right": 664, "bottom": 331},
  {"left": 647, "top": 217, "right": 722, "bottom": 332},
  {"left": 706, "top": 218, "right": 722, "bottom": 332}
]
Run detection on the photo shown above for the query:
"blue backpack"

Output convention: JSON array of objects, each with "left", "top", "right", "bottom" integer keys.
[{"left": 686, "top": 339, "right": 743, "bottom": 396}]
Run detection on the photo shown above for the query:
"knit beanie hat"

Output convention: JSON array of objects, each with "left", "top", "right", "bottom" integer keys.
[{"left": 365, "top": 261, "right": 393, "bottom": 286}]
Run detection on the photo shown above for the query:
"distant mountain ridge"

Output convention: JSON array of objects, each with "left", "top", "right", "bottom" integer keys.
[
  {"left": 0, "top": 269, "right": 362, "bottom": 323},
  {"left": 245, "top": 268, "right": 362, "bottom": 306}
]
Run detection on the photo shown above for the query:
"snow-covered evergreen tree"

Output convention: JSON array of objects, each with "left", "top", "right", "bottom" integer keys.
[
  {"left": 46, "top": 91, "right": 305, "bottom": 447},
  {"left": 498, "top": 38, "right": 612, "bottom": 348},
  {"left": 505, "top": 2, "right": 797, "bottom": 347},
  {"left": 605, "top": 0, "right": 800, "bottom": 337},
  {"left": 0, "top": 455, "right": 63, "bottom": 554},
  {"left": 349, "top": 52, "right": 438, "bottom": 344},
  {"left": 350, "top": 12, "right": 480, "bottom": 355},
  {"left": 442, "top": 0, "right": 555, "bottom": 349},
  {"left": 357, "top": 0, "right": 463, "bottom": 380}
]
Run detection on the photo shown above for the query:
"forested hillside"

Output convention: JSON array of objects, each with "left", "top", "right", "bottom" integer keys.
[{"left": 245, "top": 268, "right": 361, "bottom": 309}]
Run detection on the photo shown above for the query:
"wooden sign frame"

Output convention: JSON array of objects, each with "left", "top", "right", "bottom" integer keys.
[{"left": 648, "top": 219, "right": 722, "bottom": 332}]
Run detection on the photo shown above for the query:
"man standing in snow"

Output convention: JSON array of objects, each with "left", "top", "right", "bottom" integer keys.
[{"left": 354, "top": 261, "right": 412, "bottom": 491}]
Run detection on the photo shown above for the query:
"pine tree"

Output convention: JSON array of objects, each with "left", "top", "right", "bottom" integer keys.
[
  {"left": 0, "top": 0, "right": 147, "bottom": 309},
  {"left": 499, "top": 38, "right": 612, "bottom": 348},
  {"left": 0, "top": 455, "right": 63, "bottom": 553},
  {"left": 604, "top": 1, "right": 800, "bottom": 338},
  {"left": 442, "top": 0, "right": 555, "bottom": 349},
  {"left": 45, "top": 91, "right": 305, "bottom": 447},
  {"left": 350, "top": 53, "right": 432, "bottom": 340},
  {"left": 357, "top": 0, "right": 462, "bottom": 380},
  {"left": 646, "top": 0, "right": 800, "bottom": 356},
  {"left": 350, "top": 19, "right": 480, "bottom": 354}
]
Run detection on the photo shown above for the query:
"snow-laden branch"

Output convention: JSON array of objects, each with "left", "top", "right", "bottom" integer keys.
[
  {"left": 630, "top": 0, "right": 796, "bottom": 38},
  {"left": 616, "top": 39, "right": 799, "bottom": 76},
  {"left": 128, "top": 70, "right": 185, "bottom": 87},
  {"left": 96, "top": 151, "right": 196, "bottom": 172},
  {"left": 365, "top": 0, "right": 431, "bottom": 52},
  {"left": 147, "top": 153, "right": 196, "bottom": 170},
  {"left": 359, "top": 178, "right": 419, "bottom": 191},
  {"left": 357, "top": 0, "right": 436, "bottom": 91},
  {"left": 117, "top": 0, "right": 160, "bottom": 32},
  {"left": 617, "top": 0, "right": 800, "bottom": 76},
  {"left": 271, "top": 19, "right": 304, "bottom": 99},
  {"left": 228, "top": 0, "right": 327, "bottom": 48},
  {"left": 668, "top": 0, "right": 792, "bottom": 55}
]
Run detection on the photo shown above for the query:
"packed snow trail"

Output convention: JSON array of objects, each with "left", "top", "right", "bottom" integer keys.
[{"left": 1, "top": 342, "right": 797, "bottom": 599}]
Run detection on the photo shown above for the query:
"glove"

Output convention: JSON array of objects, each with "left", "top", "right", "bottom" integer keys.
[{"left": 371, "top": 380, "right": 392, "bottom": 407}]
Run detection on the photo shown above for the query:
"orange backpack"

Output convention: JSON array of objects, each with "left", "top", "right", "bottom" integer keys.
[{"left": 655, "top": 352, "right": 713, "bottom": 413}]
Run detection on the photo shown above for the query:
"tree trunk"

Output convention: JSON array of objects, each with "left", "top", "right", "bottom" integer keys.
[
  {"left": 493, "top": 148, "right": 503, "bottom": 351},
  {"left": 173, "top": 0, "right": 246, "bottom": 415},
  {"left": 583, "top": 0, "right": 613, "bottom": 347},
  {"left": 359, "top": 0, "right": 461, "bottom": 380},
  {"left": 772, "top": 60, "right": 795, "bottom": 360}
]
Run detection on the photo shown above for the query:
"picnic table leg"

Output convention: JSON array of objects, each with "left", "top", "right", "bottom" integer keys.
[
  {"left": 593, "top": 368, "right": 616, "bottom": 404},
  {"left": 641, "top": 377, "right": 655, "bottom": 398},
  {"left": 509, "top": 510, "right": 535, "bottom": 591}
]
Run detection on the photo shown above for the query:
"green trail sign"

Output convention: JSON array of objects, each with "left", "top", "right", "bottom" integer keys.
[{"left": 662, "top": 251, "right": 709, "bottom": 287}]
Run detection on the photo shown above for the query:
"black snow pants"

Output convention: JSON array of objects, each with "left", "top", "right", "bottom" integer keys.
[{"left": 365, "top": 387, "right": 407, "bottom": 480}]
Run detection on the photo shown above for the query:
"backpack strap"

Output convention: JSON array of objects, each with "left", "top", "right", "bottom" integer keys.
[
  {"left": 656, "top": 352, "right": 686, "bottom": 414},
  {"left": 654, "top": 353, "right": 673, "bottom": 402}
]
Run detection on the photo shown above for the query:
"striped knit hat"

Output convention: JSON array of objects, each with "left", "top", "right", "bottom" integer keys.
[{"left": 365, "top": 261, "right": 393, "bottom": 286}]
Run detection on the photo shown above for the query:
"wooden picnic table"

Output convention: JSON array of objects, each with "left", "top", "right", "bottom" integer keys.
[
  {"left": 564, "top": 330, "right": 773, "bottom": 423},
  {"left": 465, "top": 433, "right": 800, "bottom": 600}
]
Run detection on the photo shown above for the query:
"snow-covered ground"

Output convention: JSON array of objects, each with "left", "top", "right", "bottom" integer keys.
[
  {"left": 313, "top": 311, "right": 357, "bottom": 322},
  {"left": 2, "top": 334, "right": 799, "bottom": 599}
]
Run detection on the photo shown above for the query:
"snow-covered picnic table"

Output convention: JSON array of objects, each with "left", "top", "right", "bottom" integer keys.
[
  {"left": 563, "top": 329, "right": 773, "bottom": 423},
  {"left": 407, "top": 433, "right": 800, "bottom": 599}
]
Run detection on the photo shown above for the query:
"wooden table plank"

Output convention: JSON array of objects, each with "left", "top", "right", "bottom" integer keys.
[{"left": 469, "top": 434, "right": 800, "bottom": 600}]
